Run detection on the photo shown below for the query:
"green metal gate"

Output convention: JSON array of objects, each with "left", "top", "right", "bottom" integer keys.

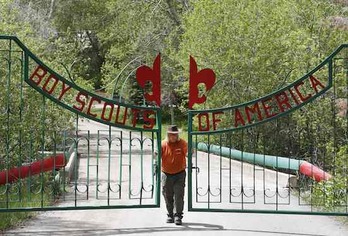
[
  {"left": 0, "top": 36, "right": 162, "bottom": 211},
  {"left": 1, "top": 35, "right": 348, "bottom": 216},
  {"left": 187, "top": 44, "right": 348, "bottom": 216}
]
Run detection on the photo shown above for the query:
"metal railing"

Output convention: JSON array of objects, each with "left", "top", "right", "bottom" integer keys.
[
  {"left": 187, "top": 44, "right": 348, "bottom": 216},
  {"left": 0, "top": 36, "right": 162, "bottom": 212}
]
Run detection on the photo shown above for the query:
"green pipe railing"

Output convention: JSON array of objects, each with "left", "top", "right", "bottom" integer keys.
[{"left": 197, "top": 142, "right": 303, "bottom": 171}]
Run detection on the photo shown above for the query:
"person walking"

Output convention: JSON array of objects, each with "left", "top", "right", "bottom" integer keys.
[{"left": 160, "top": 125, "right": 187, "bottom": 225}]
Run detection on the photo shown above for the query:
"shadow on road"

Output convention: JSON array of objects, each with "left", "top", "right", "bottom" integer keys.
[{"left": 6, "top": 221, "right": 326, "bottom": 236}]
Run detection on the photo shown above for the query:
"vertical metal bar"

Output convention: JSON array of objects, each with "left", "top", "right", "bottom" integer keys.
[
  {"left": 195, "top": 134, "right": 198, "bottom": 203},
  {"left": 18, "top": 52, "right": 24, "bottom": 202},
  {"left": 75, "top": 112, "right": 79, "bottom": 203},
  {"left": 275, "top": 120, "right": 279, "bottom": 211},
  {"left": 5, "top": 39, "right": 12, "bottom": 209},
  {"left": 96, "top": 130, "right": 100, "bottom": 199},
  {"left": 241, "top": 129, "right": 244, "bottom": 210},
  {"left": 76, "top": 112, "right": 79, "bottom": 205},
  {"left": 74, "top": 116, "right": 78, "bottom": 207},
  {"left": 331, "top": 58, "right": 338, "bottom": 210},
  {"left": 285, "top": 116, "right": 291, "bottom": 205},
  {"left": 263, "top": 133, "right": 266, "bottom": 205},
  {"left": 151, "top": 132, "right": 154, "bottom": 188},
  {"left": 51, "top": 131, "right": 56, "bottom": 203},
  {"left": 297, "top": 120, "right": 302, "bottom": 205},
  {"left": 187, "top": 112, "right": 193, "bottom": 210},
  {"left": 24, "top": 51, "right": 31, "bottom": 203},
  {"left": 345, "top": 55, "right": 348, "bottom": 214},
  {"left": 219, "top": 134, "right": 222, "bottom": 203},
  {"left": 119, "top": 131, "right": 123, "bottom": 197},
  {"left": 332, "top": 59, "right": 337, "bottom": 175},
  {"left": 308, "top": 115, "right": 314, "bottom": 213},
  {"left": 156, "top": 110, "right": 162, "bottom": 206},
  {"left": 139, "top": 131, "right": 144, "bottom": 205},
  {"left": 73, "top": 141, "right": 78, "bottom": 207},
  {"left": 252, "top": 129, "right": 256, "bottom": 204},
  {"left": 229, "top": 132, "right": 232, "bottom": 203},
  {"left": 128, "top": 131, "right": 132, "bottom": 198},
  {"left": 40, "top": 95, "right": 46, "bottom": 208},
  {"left": 28, "top": 129, "right": 33, "bottom": 202},
  {"left": 325, "top": 58, "right": 336, "bottom": 208},
  {"left": 107, "top": 126, "right": 111, "bottom": 205},
  {"left": 62, "top": 131, "right": 67, "bottom": 201},
  {"left": 328, "top": 58, "right": 333, "bottom": 88},
  {"left": 86, "top": 130, "right": 90, "bottom": 200},
  {"left": 76, "top": 114, "right": 79, "bottom": 135},
  {"left": 207, "top": 133, "right": 211, "bottom": 209}
]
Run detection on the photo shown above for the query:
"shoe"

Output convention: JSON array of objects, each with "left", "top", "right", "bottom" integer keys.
[
  {"left": 166, "top": 214, "right": 174, "bottom": 223},
  {"left": 174, "top": 214, "right": 182, "bottom": 225}
]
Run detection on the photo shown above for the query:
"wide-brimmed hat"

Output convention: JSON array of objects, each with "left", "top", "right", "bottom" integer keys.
[{"left": 167, "top": 125, "right": 180, "bottom": 134}]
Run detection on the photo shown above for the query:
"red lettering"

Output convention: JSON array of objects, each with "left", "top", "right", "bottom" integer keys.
[
  {"left": 198, "top": 113, "right": 210, "bottom": 131},
  {"left": 245, "top": 103, "right": 263, "bottom": 123},
  {"left": 294, "top": 81, "right": 312, "bottom": 102},
  {"left": 309, "top": 75, "right": 325, "bottom": 93},
  {"left": 29, "top": 66, "right": 47, "bottom": 85},
  {"left": 58, "top": 82, "right": 72, "bottom": 100},
  {"left": 42, "top": 75, "right": 59, "bottom": 94},
  {"left": 275, "top": 91, "right": 292, "bottom": 112},
  {"left": 143, "top": 110, "right": 156, "bottom": 129},
  {"left": 262, "top": 97, "right": 278, "bottom": 118},
  {"left": 234, "top": 108, "right": 245, "bottom": 127},
  {"left": 115, "top": 105, "right": 128, "bottom": 125},
  {"left": 212, "top": 111, "right": 223, "bottom": 130},
  {"left": 73, "top": 92, "right": 88, "bottom": 112},
  {"left": 87, "top": 97, "right": 101, "bottom": 117},
  {"left": 131, "top": 109, "right": 140, "bottom": 127},
  {"left": 288, "top": 88, "right": 300, "bottom": 105},
  {"left": 101, "top": 102, "right": 114, "bottom": 122}
]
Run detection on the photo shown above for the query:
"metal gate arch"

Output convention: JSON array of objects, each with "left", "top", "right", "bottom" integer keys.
[
  {"left": 187, "top": 44, "right": 348, "bottom": 216},
  {"left": 1, "top": 35, "right": 348, "bottom": 216},
  {"left": 0, "top": 36, "right": 162, "bottom": 211}
]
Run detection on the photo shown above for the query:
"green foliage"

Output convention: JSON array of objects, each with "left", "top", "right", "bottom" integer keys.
[
  {"left": 179, "top": 0, "right": 348, "bottom": 110},
  {"left": 312, "top": 145, "right": 348, "bottom": 210},
  {"left": 0, "top": 0, "right": 74, "bottom": 229}
]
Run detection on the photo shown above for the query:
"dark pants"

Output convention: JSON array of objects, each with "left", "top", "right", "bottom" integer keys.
[{"left": 162, "top": 170, "right": 186, "bottom": 218}]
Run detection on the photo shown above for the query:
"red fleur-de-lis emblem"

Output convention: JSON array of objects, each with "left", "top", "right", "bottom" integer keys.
[
  {"left": 189, "top": 56, "right": 216, "bottom": 109},
  {"left": 135, "top": 54, "right": 161, "bottom": 106}
]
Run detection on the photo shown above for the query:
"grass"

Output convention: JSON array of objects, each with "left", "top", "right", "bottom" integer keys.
[
  {"left": 0, "top": 210, "right": 35, "bottom": 231},
  {"left": 337, "top": 216, "right": 348, "bottom": 228},
  {"left": 0, "top": 176, "right": 60, "bottom": 231}
]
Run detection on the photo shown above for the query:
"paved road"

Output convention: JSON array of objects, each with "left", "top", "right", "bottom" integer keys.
[{"left": 6, "top": 120, "right": 348, "bottom": 236}]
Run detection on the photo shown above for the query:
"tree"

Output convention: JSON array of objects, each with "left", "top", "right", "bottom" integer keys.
[{"left": 178, "top": 0, "right": 348, "bottom": 110}]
